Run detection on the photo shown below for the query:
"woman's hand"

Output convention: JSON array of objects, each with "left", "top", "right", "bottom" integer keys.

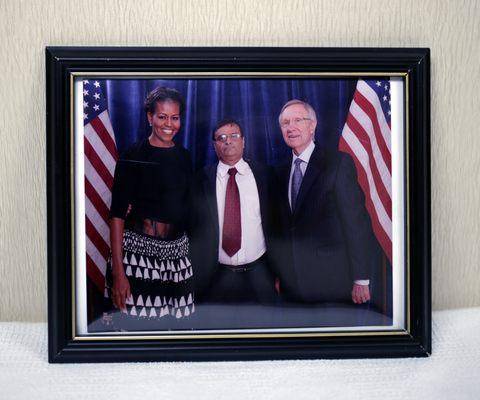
[
  {"left": 110, "top": 217, "right": 130, "bottom": 310},
  {"left": 111, "top": 270, "right": 131, "bottom": 311}
]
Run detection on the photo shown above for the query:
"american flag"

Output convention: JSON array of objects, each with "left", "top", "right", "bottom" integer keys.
[
  {"left": 83, "top": 80, "right": 118, "bottom": 291},
  {"left": 339, "top": 79, "right": 392, "bottom": 263}
]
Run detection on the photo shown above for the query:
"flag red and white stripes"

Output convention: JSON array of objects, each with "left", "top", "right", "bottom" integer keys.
[
  {"left": 83, "top": 80, "right": 118, "bottom": 291},
  {"left": 339, "top": 79, "right": 392, "bottom": 263}
]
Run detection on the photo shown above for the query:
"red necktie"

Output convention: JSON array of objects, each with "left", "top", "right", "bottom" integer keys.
[{"left": 222, "top": 168, "right": 241, "bottom": 257}]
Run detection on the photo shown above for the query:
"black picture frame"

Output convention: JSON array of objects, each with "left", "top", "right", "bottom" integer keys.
[{"left": 47, "top": 47, "right": 430, "bottom": 363}]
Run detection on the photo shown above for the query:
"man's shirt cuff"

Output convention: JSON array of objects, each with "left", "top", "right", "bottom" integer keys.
[{"left": 354, "top": 279, "right": 369, "bottom": 286}]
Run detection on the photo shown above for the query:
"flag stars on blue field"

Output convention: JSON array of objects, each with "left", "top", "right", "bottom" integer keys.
[
  {"left": 367, "top": 78, "right": 391, "bottom": 124},
  {"left": 83, "top": 79, "right": 108, "bottom": 125},
  {"left": 381, "top": 83, "right": 390, "bottom": 107}
]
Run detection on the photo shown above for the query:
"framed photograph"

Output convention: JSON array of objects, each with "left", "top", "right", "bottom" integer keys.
[{"left": 47, "top": 47, "right": 430, "bottom": 362}]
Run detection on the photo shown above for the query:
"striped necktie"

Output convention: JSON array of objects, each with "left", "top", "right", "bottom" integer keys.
[{"left": 291, "top": 158, "right": 304, "bottom": 210}]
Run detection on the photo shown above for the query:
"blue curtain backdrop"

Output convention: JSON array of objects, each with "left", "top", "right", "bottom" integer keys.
[{"left": 105, "top": 78, "right": 357, "bottom": 169}]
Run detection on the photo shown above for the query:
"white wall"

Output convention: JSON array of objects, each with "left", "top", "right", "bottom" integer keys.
[{"left": 0, "top": 0, "right": 479, "bottom": 321}]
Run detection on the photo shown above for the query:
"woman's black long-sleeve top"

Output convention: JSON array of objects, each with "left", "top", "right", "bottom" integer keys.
[{"left": 109, "top": 138, "right": 192, "bottom": 232}]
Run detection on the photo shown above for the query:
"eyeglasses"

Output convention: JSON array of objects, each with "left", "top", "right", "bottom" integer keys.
[
  {"left": 214, "top": 133, "right": 243, "bottom": 143},
  {"left": 280, "top": 117, "right": 311, "bottom": 128}
]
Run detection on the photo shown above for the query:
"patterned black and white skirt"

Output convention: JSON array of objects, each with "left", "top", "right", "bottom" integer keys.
[{"left": 105, "top": 229, "right": 195, "bottom": 331}]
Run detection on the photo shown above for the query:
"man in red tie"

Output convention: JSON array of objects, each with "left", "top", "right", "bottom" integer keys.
[{"left": 189, "top": 119, "right": 277, "bottom": 303}]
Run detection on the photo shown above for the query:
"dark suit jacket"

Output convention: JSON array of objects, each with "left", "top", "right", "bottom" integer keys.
[
  {"left": 274, "top": 145, "right": 378, "bottom": 303},
  {"left": 188, "top": 159, "right": 276, "bottom": 298}
]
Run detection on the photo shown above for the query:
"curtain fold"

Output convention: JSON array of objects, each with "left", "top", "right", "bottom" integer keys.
[{"left": 106, "top": 78, "right": 357, "bottom": 168}]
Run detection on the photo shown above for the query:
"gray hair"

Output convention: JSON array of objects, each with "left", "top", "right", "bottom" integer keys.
[{"left": 278, "top": 99, "right": 317, "bottom": 125}]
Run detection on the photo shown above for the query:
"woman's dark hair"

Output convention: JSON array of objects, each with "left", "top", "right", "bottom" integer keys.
[{"left": 144, "top": 87, "right": 185, "bottom": 115}]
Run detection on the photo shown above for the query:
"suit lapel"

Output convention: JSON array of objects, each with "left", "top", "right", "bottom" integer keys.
[
  {"left": 248, "top": 160, "right": 268, "bottom": 224},
  {"left": 202, "top": 164, "right": 219, "bottom": 234},
  {"left": 293, "top": 146, "right": 327, "bottom": 218},
  {"left": 279, "top": 163, "right": 293, "bottom": 217}
]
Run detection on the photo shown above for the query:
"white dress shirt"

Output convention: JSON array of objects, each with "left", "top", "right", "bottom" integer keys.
[
  {"left": 216, "top": 158, "right": 266, "bottom": 265},
  {"left": 288, "top": 141, "right": 368, "bottom": 286}
]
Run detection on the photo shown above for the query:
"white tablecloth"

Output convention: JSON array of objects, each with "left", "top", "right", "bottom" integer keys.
[{"left": 1, "top": 307, "right": 480, "bottom": 400}]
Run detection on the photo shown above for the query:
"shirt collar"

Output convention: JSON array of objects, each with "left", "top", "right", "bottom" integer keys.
[
  {"left": 292, "top": 140, "right": 315, "bottom": 165},
  {"left": 217, "top": 158, "right": 248, "bottom": 178}
]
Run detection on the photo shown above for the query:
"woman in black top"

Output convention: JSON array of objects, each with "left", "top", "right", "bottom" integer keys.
[{"left": 107, "top": 87, "right": 194, "bottom": 330}]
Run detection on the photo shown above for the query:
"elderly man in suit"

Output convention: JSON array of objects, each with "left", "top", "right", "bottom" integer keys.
[
  {"left": 189, "top": 119, "right": 277, "bottom": 304},
  {"left": 276, "top": 99, "right": 377, "bottom": 304}
]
